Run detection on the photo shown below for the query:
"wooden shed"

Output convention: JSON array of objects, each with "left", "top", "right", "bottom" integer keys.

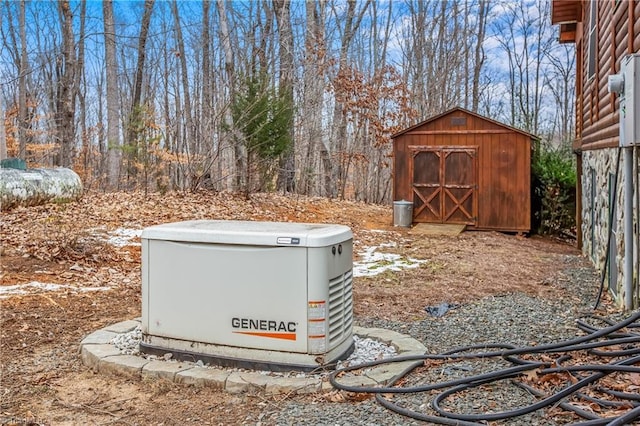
[{"left": 392, "top": 107, "right": 537, "bottom": 233}]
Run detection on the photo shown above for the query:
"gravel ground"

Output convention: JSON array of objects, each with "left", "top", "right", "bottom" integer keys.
[{"left": 266, "top": 253, "right": 608, "bottom": 425}]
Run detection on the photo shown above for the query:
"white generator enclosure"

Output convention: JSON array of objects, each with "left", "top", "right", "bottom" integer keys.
[{"left": 140, "top": 220, "right": 354, "bottom": 371}]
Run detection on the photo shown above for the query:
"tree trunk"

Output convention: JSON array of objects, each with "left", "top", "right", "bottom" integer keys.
[
  {"left": 126, "top": 0, "right": 155, "bottom": 166},
  {"left": 170, "top": 0, "right": 195, "bottom": 158},
  {"left": 18, "top": 0, "right": 28, "bottom": 160},
  {"left": 0, "top": 102, "right": 6, "bottom": 160},
  {"left": 103, "top": 0, "right": 121, "bottom": 189},
  {"left": 77, "top": 1, "right": 87, "bottom": 177},
  {"left": 55, "top": 0, "right": 79, "bottom": 168},
  {"left": 273, "top": 0, "right": 295, "bottom": 193},
  {"left": 301, "top": 0, "right": 325, "bottom": 196},
  {"left": 471, "top": 0, "right": 488, "bottom": 112},
  {"left": 217, "top": 0, "right": 245, "bottom": 192},
  {"left": 199, "top": 0, "right": 217, "bottom": 190},
  {"left": 160, "top": 20, "right": 176, "bottom": 189}
]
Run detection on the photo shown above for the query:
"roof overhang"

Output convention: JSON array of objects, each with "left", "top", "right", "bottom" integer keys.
[
  {"left": 551, "top": 1, "right": 582, "bottom": 44},
  {"left": 551, "top": 0, "right": 582, "bottom": 25}
]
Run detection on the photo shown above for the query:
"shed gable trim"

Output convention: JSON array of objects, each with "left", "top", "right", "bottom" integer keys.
[
  {"left": 404, "top": 130, "right": 522, "bottom": 136},
  {"left": 391, "top": 107, "right": 538, "bottom": 141}
]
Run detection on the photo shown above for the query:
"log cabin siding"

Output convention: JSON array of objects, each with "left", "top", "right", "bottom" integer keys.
[{"left": 572, "top": 0, "right": 640, "bottom": 152}]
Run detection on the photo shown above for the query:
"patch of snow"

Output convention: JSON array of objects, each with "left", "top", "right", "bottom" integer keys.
[
  {"left": 0, "top": 281, "right": 112, "bottom": 299},
  {"left": 353, "top": 243, "right": 426, "bottom": 277},
  {"left": 105, "top": 228, "right": 142, "bottom": 247},
  {"left": 86, "top": 227, "right": 141, "bottom": 247}
]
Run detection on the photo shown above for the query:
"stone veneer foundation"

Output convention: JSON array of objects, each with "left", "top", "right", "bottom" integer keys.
[{"left": 581, "top": 147, "right": 639, "bottom": 305}]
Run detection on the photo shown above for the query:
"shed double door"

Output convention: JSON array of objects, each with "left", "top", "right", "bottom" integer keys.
[{"left": 410, "top": 146, "right": 478, "bottom": 225}]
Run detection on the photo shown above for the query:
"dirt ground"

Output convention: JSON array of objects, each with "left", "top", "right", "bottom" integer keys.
[{"left": 0, "top": 191, "right": 612, "bottom": 425}]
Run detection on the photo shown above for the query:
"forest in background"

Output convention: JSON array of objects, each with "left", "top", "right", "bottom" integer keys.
[{"left": 0, "top": 0, "right": 575, "bottom": 203}]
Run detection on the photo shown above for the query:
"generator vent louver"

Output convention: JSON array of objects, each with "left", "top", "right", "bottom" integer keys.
[{"left": 328, "top": 269, "right": 353, "bottom": 345}]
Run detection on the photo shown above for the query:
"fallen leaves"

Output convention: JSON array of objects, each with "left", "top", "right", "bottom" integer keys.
[
  {"left": 629, "top": 372, "right": 640, "bottom": 386},
  {"left": 323, "top": 390, "right": 372, "bottom": 403}
]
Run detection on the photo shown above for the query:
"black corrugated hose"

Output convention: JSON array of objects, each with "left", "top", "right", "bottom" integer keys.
[{"left": 330, "top": 311, "right": 640, "bottom": 425}]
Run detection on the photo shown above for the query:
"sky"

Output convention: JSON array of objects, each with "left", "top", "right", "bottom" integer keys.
[{"left": 0, "top": 0, "right": 574, "bottom": 139}]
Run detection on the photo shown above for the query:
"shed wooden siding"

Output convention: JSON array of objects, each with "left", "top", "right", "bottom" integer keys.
[
  {"left": 392, "top": 108, "right": 533, "bottom": 233},
  {"left": 555, "top": 0, "right": 640, "bottom": 151}
]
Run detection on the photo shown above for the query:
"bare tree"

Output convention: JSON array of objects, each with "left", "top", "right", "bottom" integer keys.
[
  {"left": 126, "top": 0, "right": 155, "bottom": 176},
  {"left": 0, "top": 101, "right": 6, "bottom": 160},
  {"left": 55, "top": 0, "right": 83, "bottom": 168},
  {"left": 403, "top": 1, "right": 459, "bottom": 115},
  {"left": 103, "top": 0, "right": 120, "bottom": 188},
  {"left": 471, "top": 0, "right": 489, "bottom": 112},
  {"left": 0, "top": 0, "right": 572, "bottom": 201},
  {"left": 545, "top": 43, "right": 576, "bottom": 145},
  {"left": 1, "top": 0, "right": 38, "bottom": 162},
  {"left": 18, "top": 0, "right": 28, "bottom": 160},
  {"left": 170, "top": 0, "right": 195, "bottom": 159},
  {"left": 492, "top": 0, "right": 554, "bottom": 134},
  {"left": 196, "top": 0, "right": 217, "bottom": 190},
  {"left": 327, "top": 0, "right": 371, "bottom": 198},
  {"left": 76, "top": 0, "right": 87, "bottom": 177},
  {"left": 216, "top": 0, "right": 245, "bottom": 192},
  {"left": 273, "top": 0, "right": 295, "bottom": 192},
  {"left": 300, "top": 0, "right": 326, "bottom": 195}
]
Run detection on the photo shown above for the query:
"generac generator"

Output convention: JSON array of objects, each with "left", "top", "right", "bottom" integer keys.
[{"left": 140, "top": 220, "right": 354, "bottom": 371}]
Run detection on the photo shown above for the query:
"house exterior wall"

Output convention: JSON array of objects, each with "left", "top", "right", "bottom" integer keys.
[
  {"left": 574, "top": 1, "right": 640, "bottom": 150},
  {"left": 553, "top": 0, "right": 640, "bottom": 307}
]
